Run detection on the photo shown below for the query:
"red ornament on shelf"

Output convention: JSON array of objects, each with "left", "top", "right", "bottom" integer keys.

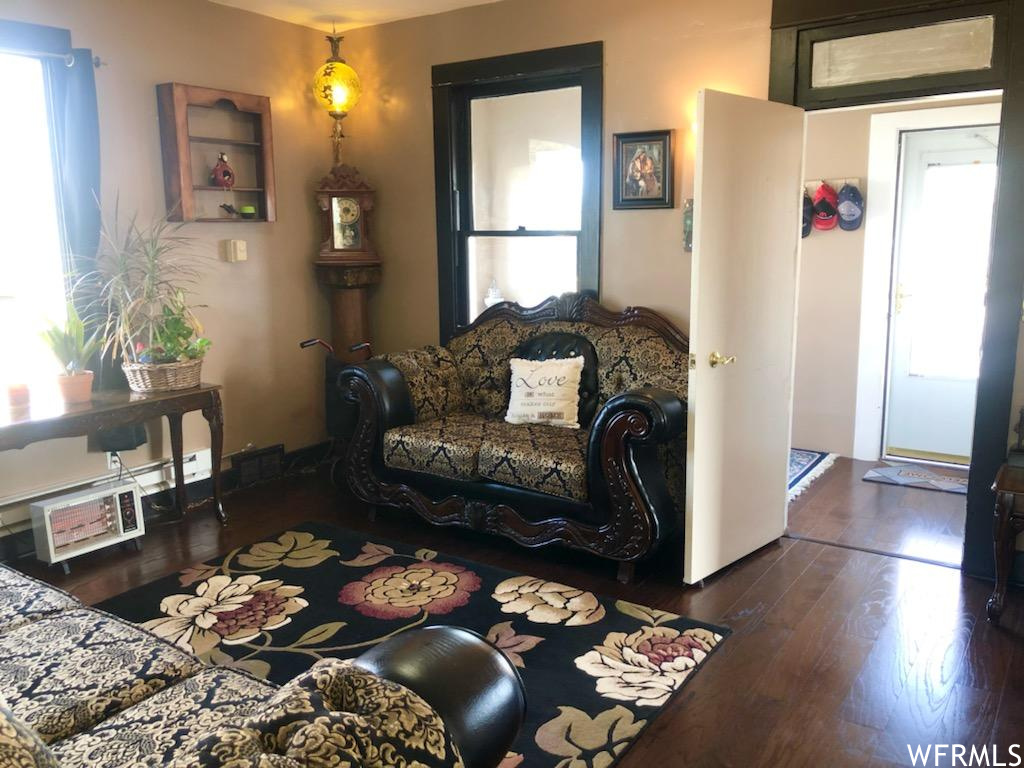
[{"left": 210, "top": 152, "right": 235, "bottom": 189}]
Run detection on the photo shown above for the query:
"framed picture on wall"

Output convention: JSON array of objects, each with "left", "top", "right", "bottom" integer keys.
[{"left": 613, "top": 129, "right": 674, "bottom": 209}]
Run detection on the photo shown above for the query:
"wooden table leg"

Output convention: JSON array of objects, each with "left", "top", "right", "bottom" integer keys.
[
  {"left": 202, "top": 390, "right": 226, "bottom": 524},
  {"left": 167, "top": 412, "right": 187, "bottom": 521},
  {"left": 987, "top": 491, "right": 1021, "bottom": 624}
]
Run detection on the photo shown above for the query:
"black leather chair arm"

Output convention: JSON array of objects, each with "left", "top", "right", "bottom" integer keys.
[
  {"left": 355, "top": 626, "right": 526, "bottom": 768},
  {"left": 336, "top": 358, "right": 416, "bottom": 438},
  {"left": 588, "top": 387, "right": 686, "bottom": 451},
  {"left": 586, "top": 388, "right": 686, "bottom": 561}
]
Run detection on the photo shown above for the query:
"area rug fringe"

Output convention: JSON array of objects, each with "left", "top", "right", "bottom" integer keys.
[{"left": 788, "top": 452, "right": 838, "bottom": 501}]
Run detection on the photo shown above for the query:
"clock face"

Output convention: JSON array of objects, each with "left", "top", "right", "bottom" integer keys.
[
  {"left": 334, "top": 197, "right": 360, "bottom": 225},
  {"left": 331, "top": 196, "right": 363, "bottom": 250}
]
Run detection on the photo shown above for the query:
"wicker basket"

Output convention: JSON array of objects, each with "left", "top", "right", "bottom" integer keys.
[{"left": 122, "top": 359, "right": 203, "bottom": 393}]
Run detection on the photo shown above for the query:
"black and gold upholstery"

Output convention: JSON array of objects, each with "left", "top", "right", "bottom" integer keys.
[
  {"left": 164, "top": 659, "right": 464, "bottom": 768},
  {"left": 383, "top": 345, "right": 465, "bottom": 423},
  {"left": 336, "top": 294, "right": 690, "bottom": 578},
  {"left": 383, "top": 412, "right": 489, "bottom": 481},
  {"left": 0, "top": 565, "right": 523, "bottom": 768},
  {"left": 383, "top": 414, "right": 589, "bottom": 501},
  {"left": 0, "top": 567, "right": 79, "bottom": 635},
  {"left": 478, "top": 419, "right": 589, "bottom": 501},
  {"left": 0, "top": 699, "right": 59, "bottom": 768},
  {"left": 0, "top": 608, "right": 201, "bottom": 744},
  {"left": 53, "top": 668, "right": 276, "bottom": 767}
]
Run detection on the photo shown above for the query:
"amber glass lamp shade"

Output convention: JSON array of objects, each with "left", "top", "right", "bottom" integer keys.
[{"left": 313, "top": 45, "right": 361, "bottom": 116}]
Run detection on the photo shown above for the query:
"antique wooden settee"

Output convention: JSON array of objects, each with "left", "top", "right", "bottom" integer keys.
[{"left": 335, "top": 294, "right": 689, "bottom": 582}]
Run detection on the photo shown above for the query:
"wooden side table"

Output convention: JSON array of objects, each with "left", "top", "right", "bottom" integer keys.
[
  {"left": 1, "top": 384, "right": 226, "bottom": 524},
  {"left": 987, "top": 463, "right": 1024, "bottom": 624}
]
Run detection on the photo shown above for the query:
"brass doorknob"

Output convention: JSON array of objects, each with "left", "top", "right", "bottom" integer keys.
[{"left": 708, "top": 351, "right": 736, "bottom": 368}]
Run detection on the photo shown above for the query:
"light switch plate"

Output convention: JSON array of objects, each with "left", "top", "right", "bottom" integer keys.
[{"left": 220, "top": 239, "right": 247, "bottom": 262}]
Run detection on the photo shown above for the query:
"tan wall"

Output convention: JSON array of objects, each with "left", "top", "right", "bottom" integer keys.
[
  {"left": 0, "top": 0, "right": 333, "bottom": 526},
  {"left": 337, "top": 0, "right": 773, "bottom": 352},
  {"left": 792, "top": 93, "right": 1004, "bottom": 457}
]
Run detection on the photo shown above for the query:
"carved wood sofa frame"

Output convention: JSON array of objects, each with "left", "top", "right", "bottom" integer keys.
[{"left": 335, "top": 294, "right": 689, "bottom": 583}]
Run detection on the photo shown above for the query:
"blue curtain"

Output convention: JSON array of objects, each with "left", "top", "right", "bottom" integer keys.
[
  {"left": 44, "top": 47, "right": 145, "bottom": 450},
  {"left": 45, "top": 48, "right": 101, "bottom": 275}
]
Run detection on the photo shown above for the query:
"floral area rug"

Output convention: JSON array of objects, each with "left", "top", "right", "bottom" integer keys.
[{"left": 98, "top": 521, "right": 729, "bottom": 767}]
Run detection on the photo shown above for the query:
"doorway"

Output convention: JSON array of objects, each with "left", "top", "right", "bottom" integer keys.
[
  {"left": 882, "top": 125, "right": 999, "bottom": 466},
  {"left": 788, "top": 93, "right": 1002, "bottom": 568}
]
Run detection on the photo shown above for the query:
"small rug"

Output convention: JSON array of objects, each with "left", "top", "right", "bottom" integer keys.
[
  {"left": 98, "top": 521, "right": 729, "bottom": 767},
  {"left": 863, "top": 462, "right": 968, "bottom": 494},
  {"left": 788, "top": 448, "right": 838, "bottom": 499}
]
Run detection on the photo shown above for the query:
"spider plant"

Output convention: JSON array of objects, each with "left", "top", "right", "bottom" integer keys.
[{"left": 80, "top": 204, "right": 210, "bottom": 365}]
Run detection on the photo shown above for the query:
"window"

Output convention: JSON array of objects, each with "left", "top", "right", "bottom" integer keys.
[
  {"left": 0, "top": 52, "right": 67, "bottom": 389},
  {"left": 786, "top": 3, "right": 1009, "bottom": 109},
  {"left": 433, "top": 43, "right": 602, "bottom": 340},
  {"left": 811, "top": 16, "right": 995, "bottom": 89}
]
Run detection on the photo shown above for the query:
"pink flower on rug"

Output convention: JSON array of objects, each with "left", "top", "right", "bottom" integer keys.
[{"left": 338, "top": 562, "right": 481, "bottom": 619}]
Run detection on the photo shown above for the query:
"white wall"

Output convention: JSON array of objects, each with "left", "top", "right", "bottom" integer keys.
[{"left": 791, "top": 93, "right": 1003, "bottom": 457}]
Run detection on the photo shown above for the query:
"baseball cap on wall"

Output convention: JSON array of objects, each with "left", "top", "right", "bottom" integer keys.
[
  {"left": 812, "top": 182, "right": 838, "bottom": 231},
  {"left": 837, "top": 183, "right": 865, "bottom": 231}
]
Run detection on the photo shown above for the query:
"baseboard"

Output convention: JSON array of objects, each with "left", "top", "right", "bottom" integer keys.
[{"left": 0, "top": 440, "right": 333, "bottom": 566}]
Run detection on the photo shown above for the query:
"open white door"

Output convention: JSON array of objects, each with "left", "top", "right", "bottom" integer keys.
[{"left": 684, "top": 90, "right": 805, "bottom": 584}]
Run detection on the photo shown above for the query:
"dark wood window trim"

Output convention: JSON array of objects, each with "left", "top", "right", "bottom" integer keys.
[
  {"left": 432, "top": 42, "right": 603, "bottom": 343},
  {"left": 770, "top": 0, "right": 1024, "bottom": 584},
  {"left": 771, "top": 1, "right": 1010, "bottom": 109}
]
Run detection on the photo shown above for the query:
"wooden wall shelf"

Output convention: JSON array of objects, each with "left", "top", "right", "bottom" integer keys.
[{"left": 157, "top": 83, "right": 276, "bottom": 223}]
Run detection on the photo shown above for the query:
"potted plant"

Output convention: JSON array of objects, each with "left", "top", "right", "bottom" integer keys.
[
  {"left": 40, "top": 302, "right": 101, "bottom": 404},
  {"left": 85, "top": 210, "right": 212, "bottom": 393}
]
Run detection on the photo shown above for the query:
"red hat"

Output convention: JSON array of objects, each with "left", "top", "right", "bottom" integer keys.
[{"left": 812, "top": 182, "right": 838, "bottom": 231}]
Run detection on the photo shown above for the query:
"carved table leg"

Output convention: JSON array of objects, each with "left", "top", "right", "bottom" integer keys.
[
  {"left": 202, "top": 390, "right": 226, "bottom": 524},
  {"left": 167, "top": 412, "right": 187, "bottom": 521},
  {"left": 988, "top": 490, "right": 1020, "bottom": 624}
]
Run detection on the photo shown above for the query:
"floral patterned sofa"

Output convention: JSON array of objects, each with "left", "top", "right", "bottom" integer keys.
[
  {"left": 336, "top": 294, "right": 690, "bottom": 582},
  {"left": 0, "top": 565, "right": 522, "bottom": 767}
]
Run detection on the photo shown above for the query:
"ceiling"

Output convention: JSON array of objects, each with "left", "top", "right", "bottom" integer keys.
[{"left": 209, "top": 0, "right": 503, "bottom": 32}]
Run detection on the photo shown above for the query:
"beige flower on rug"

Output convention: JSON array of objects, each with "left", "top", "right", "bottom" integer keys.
[
  {"left": 236, "top": 531, "right": 339, "bottom": 569},
  {"left": 178, "top": 563, "right": 219, "bottom": 588},
  {"left": 492, "top": 576, "right": 605, "bottom": 626},
  {"left": 485, "top": 622, "right": 544, "bottom": 668},
  {"left": 142, "top": 574, "right": 307, "bottom": 655},
  {"left": 574, "top": 625, "right": 721, "bottom": 707},
  {"left": 535, "top": 705, "right": 645, "bottom": 767}
]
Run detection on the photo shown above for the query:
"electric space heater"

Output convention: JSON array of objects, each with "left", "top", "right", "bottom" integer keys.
[{"left": 31, "top": 481, "right": 144, "bottom": 569}]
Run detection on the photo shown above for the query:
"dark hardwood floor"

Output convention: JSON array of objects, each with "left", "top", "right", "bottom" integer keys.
[
  {"left": 11, "top": 470, "right": 1021, "bottom": 767},
  {"left": 788, "top": 457, "right": 967, "bottom": 567}
]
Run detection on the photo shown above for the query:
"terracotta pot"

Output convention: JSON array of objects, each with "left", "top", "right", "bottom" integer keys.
[{"left": 57, "top": 371, "right": 94, "bottom": 404}]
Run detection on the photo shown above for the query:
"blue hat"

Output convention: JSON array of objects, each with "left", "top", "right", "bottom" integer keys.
[
  {"left": 837, "top": 183, "right": 864, "bottom": 231},
  {"left": 802, "top": 190, "right": 812, "bottom": 238}
]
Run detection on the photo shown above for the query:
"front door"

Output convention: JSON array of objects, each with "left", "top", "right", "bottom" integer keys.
[
  {"left": 883, "top": 125, "right": 999, "bottom": 465},
  {"left": 684, "top": 90, "right": 806, "bottom": 584}
]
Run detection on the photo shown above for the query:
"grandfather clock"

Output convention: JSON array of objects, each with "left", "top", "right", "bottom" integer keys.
[{"left": 314, "top": 164, "right": 381, "bottom": 363}]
